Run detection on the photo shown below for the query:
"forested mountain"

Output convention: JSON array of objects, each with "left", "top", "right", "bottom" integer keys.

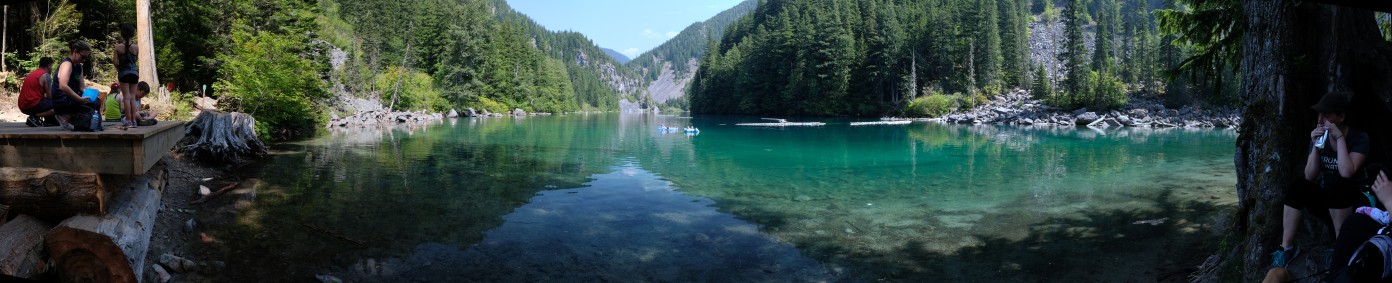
[
  {"left": 603, "top": 48, "right": 631, "bottom": 64},
  {"left": 627, "top": 0, "right": 758, "bottom": 104},
  {"left": 687, "top": 0, "right": 1183, "bottom": 117},
  {"left": 489, "top": 0, "right": 649, "bottom": 110}
]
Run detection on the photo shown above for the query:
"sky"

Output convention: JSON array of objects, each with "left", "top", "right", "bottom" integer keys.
[{"left": 506, "top": 0, "right": 746, "bottom": 59}]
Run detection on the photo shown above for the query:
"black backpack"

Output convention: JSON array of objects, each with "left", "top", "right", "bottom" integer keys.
[{"left": 67, "top": 105, "right": 99, "bottom": 132}]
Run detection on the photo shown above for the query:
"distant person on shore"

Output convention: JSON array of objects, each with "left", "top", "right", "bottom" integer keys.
[
  {"left": 52, "top": 39, "right": 97, "bottom": 129},
  {"left": 114, "top": 23, "right": 140, "bottom": 128},
  {"left": 1273, "top": 91, "right": 1370, "bottom": 268},
  {"left": 18, "top": 57, "right": 56, "bottom": 127}
]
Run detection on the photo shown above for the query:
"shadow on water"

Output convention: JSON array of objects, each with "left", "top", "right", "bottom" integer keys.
[
  {"left": 719, "top": 188, "right": 1229, "bottom": 282},
  {"left": 200, "top": 120, "right": 614, "bottom": 282}
]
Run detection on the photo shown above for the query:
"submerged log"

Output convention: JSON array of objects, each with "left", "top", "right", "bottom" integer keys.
[
  {"left": 177, "top": 110, "right": 268, "bottom": 165},
  {"left": 0, "top": 167, "right": 105, "bottom": 220},
  {"left": 0, "top": 215, "right": 52, "bottom": 280},
  {"left": 46, "top": 173, "right": 163, "bottom": 283}
]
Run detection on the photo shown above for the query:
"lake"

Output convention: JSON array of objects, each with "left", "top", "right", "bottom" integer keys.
[{"left": 213, "top": 113, "right": 1237, "bottom": 282}]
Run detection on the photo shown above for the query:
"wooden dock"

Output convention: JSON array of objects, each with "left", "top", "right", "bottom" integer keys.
[{"left": 0, "top": 121, "right": 185, "bottom": 175}]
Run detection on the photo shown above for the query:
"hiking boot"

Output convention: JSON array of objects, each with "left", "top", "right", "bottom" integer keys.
[
  {"left": 25, "top": 116, "right": 39, "bottom": 127},
  {"left": 1272, "top": 246, "right": 1299, "bottom": 268},
  {"left": 41, "top": 116, "right": 59, "bottom": 127}
]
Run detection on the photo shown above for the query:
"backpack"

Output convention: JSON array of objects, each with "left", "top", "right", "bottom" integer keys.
[{"left": 67, "top": 105, "right": 100, "bottom": 132}]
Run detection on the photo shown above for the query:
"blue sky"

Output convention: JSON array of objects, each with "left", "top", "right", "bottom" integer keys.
[{"left": 506, "top": 0, "right": 746, "bottom": 59}]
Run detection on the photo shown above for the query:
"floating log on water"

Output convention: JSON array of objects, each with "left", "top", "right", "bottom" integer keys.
[
  {"left": 737, "top": 118, "right": 826, "bottom": 127},
  {"left": 46, "top": 172, "right": 164, "bottom": 283},
  {"left": 0, "top": 215, "right": 52, "bottom": 280},
  {"left": 849, "top": 120, "right": 912, "bottom": 126},
  {"left": 0, "top": 167, "right": 106, "bottom": 221},
  {"left": 177, "top": 110, "right": 268, "bottom": 165}
]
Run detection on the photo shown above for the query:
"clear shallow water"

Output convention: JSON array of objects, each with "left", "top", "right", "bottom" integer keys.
[{"left": 213, "top": 114, "right": 1237, "bottom": 282}]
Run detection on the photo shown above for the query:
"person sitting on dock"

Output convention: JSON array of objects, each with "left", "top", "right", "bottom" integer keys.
[
  {"left": 103, "top": 81, "right": 153, "bottom": 124},
  {"left": 18, "top": 57, "right": 55, "bottom": 127},
  {"left": 51, "top": 40, "right": 98, "bottom": 130}
]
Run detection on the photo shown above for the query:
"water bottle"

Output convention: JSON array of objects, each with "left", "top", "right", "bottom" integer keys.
[
  {"left": 1315, "top": 129, "right": 1329, "bottom": 149},
  {"left": 91, "top": 110, "right": 103, "bottom": 131}
]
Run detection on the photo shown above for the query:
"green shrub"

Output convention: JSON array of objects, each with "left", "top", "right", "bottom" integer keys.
[
  {"left": 374, "top": 67, "right": 447, "bottom": 112},
  {"left": 471, "top": 96, "right": 510, "bottom": 114},
  {"left": 215, "top": 22, "right": 328, "bottom": 139},
  {"left": 905, "top": 95, "right": 956, "bottom": 117}
]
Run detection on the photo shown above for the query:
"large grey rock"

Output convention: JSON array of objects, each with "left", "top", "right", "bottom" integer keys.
[
  {"left": 512, "top": 108, "right": 527, "bottom": 116},
  {"left": 447, "top": 109, "right": 459, "bottom": 118},
  {"left": 466, "top": 108, "right": 478, "bottom": 117},
  {"left": 1074, "top": 112, "right": 1100, "bottom": 125}
]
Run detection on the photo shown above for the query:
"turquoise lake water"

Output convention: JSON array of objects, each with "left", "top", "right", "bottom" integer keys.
[{"left": 213, "top": 113, "right": 1238, "bottom": 282}]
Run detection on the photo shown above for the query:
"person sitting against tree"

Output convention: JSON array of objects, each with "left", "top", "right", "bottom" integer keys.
[
  {"left": 18, "top": 57, "right": 56, "bottom": 127},
  {"left": 1273, "top": 91, "right": 1371, "bottom": 268}
]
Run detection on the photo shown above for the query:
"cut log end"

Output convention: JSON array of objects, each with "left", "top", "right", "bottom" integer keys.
[
  {"left": 0, "top": 215, "right": 52, "bottom": 280},
  {"left": 46, "top": 226, "right": 137, "bottom": 283}
]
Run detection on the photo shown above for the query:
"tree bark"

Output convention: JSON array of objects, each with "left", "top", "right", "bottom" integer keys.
[
  {"left": 0, "top": 214, "right": 51, "bottom": 280},
  {"left": 1229, "top": 2, "right": 1392, "bottom": 281},
  {"left": 45, "top": 171, "right": 164, "bottom": 283},
  {"left": 135, "top": 0, "right": 161, "bottom": 100},
  {"left": 0, "top": 167, "right": 106, "bottom": 221}
]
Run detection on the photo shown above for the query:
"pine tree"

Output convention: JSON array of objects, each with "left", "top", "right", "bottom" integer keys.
[
  {"left": 1060, "top": 0, "right": 1090, "bottom": 107},
  {"left": 974, "top": 0, "right": 1003, "bottom": 89}
]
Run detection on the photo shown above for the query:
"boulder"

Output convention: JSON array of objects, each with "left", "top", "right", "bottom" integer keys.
[
  {"left": 1073, "top": 108, "right": 1089, "bottom": 116},
  {"left": 447, "top": 109, "right": 459, "bottom": 118},
  {"left": 512, "top": 108, "right": 526, "bottom": 116},
  {"left": 1074, "top": 112, "right": 1100, "bottom": 125},
  {"left": 466, "top": 108, "right": 478, "bottom": 117}
]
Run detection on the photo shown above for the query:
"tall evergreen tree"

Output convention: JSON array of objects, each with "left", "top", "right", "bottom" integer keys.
[
  {"left": 974, "top": 0, "right": 1003, "bottom": 89},
  {"left": 1061, "top": 0, "right": 1090, "bottom": 105}
]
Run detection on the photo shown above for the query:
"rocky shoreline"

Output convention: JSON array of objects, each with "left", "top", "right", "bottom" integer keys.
[{"left": 908, "top": 90, "right": 1242, "bottom": 129}]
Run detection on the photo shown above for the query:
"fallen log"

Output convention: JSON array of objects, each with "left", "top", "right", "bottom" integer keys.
[
  {"left": 0, "top": 215, "right": 51, "bottom": 280},
  {"left": 46, "top": 173, "right": 163, "bottom": 283},
  {"left": 0, "top": 167, "right": 106, "bottom": 221},
  {"left": 177, "top": 110, "right": 268, "bottom": 165}
]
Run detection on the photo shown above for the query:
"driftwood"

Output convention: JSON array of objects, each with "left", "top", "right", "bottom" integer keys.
[
  {"left": 177, "top": 110, "right": 267, "bottom": 164},
  {"left": 0, "top": 215, "right": 51, "bottom": 280},
  {"left": 0, "top": 167, "right": 106, "bottom": 220},
  {"left": 189, "top": 182, "right": 239, "bottom": 205},
  {"left": 301, "top": 222, "right": 366, "bottom": 245},
  {"left": 46, "top": 173, "right": 163, "bottom": 283}
]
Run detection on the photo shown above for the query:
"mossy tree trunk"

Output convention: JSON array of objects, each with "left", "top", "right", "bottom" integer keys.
[{"left": 1231, "top": 1, "right": 1392, "bottom": 281}]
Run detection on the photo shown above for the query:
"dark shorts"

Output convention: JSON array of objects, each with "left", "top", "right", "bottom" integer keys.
[
  {"left": 20, "top": 98, "right": 54, "bottom": 115},
  {"left": 1285, "top": 178, "right": 1370, "bottom": 209},
  {"left": 119, "top": 73, "right": 139, "bottom": 84}
]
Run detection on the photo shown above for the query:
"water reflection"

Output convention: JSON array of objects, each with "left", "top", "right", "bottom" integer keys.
[
  {"left": 217, "top": 114, "right": 1237, "bottom": 282},
  {"left": 344, "top": 162, "right": 838, "bottom": 282}
]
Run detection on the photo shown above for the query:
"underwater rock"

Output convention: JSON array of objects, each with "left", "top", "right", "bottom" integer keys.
[
  {"left": 316, "top": 274, "right": 343, "bottom": 283},
  {"left": 160, "top": 253, "right": 197, "bottom": 273},
  {"left": 793, "top": 195, "right": 812, "bottom": 202},
  {"left": 183, "top": 218, "right": 196, "bottom": 233},
  {"left": 152, "top": 264, "right": 171, "bottom": 283}
]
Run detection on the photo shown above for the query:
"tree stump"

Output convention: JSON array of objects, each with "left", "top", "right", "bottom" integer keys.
[
  {"left": 0, "top": 167, "right": 106, "bottom": 221},
  {"left": 45, "top": 173, "right": 163, "bottom": 283},
  {"left": 0, "top": 215, "right": 52, "bottom": 280},
  {"left": 177, "top": 110, "right": 268, "bottom": 165}
]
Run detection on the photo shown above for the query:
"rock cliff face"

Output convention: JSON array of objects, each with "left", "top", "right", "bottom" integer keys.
[
  {"left": 646, "top": 59, "right": 700, "bottom": 103},
  {"left": 575, "top": 50, "right": 645, "bottom": 98}
]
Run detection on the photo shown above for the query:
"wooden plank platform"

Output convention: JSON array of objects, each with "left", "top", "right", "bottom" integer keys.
[{"left": 0, "top": 121, "right": 185, "bottom": 175}]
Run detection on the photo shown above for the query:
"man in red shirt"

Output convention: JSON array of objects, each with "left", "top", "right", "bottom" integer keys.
[{"left": 17, "top": 58, "right": 55, "bottom": 127}]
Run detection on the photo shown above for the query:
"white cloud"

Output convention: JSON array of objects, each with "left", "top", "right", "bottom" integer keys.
[{"left": 623, "top": 48, "right": 642, "bottom": 58}]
